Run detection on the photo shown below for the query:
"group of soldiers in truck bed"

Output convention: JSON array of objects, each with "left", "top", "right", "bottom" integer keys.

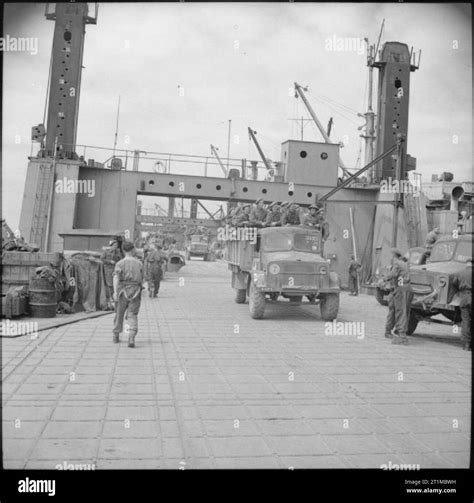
[{"left": 225, "top": 198, "right": 330, "bottom": 240}]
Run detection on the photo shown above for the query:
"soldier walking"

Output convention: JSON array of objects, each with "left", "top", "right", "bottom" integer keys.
[
  {"left": 145, "top": 244, "right": 166, "bottom": 298},
  {"left": 452, "top": 259, "right": 472, "bottom": 351},
  {"left": 112, "top": 241, "right": 144, "bottom": 348},
  {"left": 348, "top": 255, "right": 362, "bottom": 296},
  {"left": 384, "top": 248, "right": 413, "bottom": 345},
  {"left": 101, "top": 240, "right": 122, "bottom": 310}
]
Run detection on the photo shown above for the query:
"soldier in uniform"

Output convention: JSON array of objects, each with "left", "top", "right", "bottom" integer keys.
[
  {"left": 249, "top": 198, "right": 268, "bottom": 227},
  {"left": 384, "top": 248, "right": 413, "bottom": 345},
  {"left": 226, "top": 207, "right": 237, "bottom": 225},
  {"left": 281, "top": 202, "right": 301, "bottom": 226},
  {"left": 145, "top": 244, "right": 167, "bottom": 298},
  {"left": 425, "top": 227, "right": 440, "bottom": 250},
  {"left": 452, "top": 259, "right": 472, "bottom": 351},
  {"left": 230, "top": 205, "right": 243, "bottom": 226},
  {"left": 112, "top": 241, "right": 144, "bottom": 348},
  {"left": 316, "top": 208, "right": 330, "bottom": 241},
  {"left": 303, "top": 204, "right": 320, "bottom": 227},
  {"left": 265, "top": 202, "right": 282, "bottom": 227},
  {"left": 234, "top": 203, "right": 251, "bottom": 227},
  {"left": 101, "top": 240, "right": 122, "bottom": 309},
  {"left": 348, "top": 255, "right": 362, "bottom": 296}
]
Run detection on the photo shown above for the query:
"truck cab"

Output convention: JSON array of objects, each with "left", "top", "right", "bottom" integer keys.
[
  {"left": 227, "top": 226, "right": 340, "bottom": 319},
  {"left": 186, "top": 234, "right": 210, "bottom": 261},
  {"left": 408, "top": 234, "right": 473, "bottom": 334}
]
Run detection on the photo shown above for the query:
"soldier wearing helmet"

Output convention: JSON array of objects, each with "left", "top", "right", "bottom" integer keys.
[
  {"left": 265, "top": 202, "right": 282, "bottom": 227},
  {"left": 234, "top": 203, "right": 252, "bottom": 227},
  {"left": 249, "top": 198, "right": 268, "bottom": 227},
  {"left": 281, "top": 202, "right": 301, "bottom": 226}
]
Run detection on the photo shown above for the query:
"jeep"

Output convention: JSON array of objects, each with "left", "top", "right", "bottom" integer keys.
[{"left": 408, "top": 234, "right": 473, "bottom": 334}]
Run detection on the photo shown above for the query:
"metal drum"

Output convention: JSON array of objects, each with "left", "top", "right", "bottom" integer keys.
[{"left": 28, "top": 278, "right": 58, "bottom": 318}]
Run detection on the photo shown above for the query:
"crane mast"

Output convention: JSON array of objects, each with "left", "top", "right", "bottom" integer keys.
[
  {"left": 247, "top": 127, "right": 272, "bottom": 171},
  {"left": 210, "top": 144, "right": 228, "bottom": 176}
]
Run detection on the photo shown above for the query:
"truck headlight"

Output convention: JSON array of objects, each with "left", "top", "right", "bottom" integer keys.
[
  {"left": 253, "top": 271, "right": 265, "bottom": 287},
  {"left": 319, "top": 266, "right": 327, "bottom": 274},
  {"left": 269, "top": 264, "right": 280, "bottom": 275},
  {"left": 438, "top": 277, "right": 447, "bottom": 287}
]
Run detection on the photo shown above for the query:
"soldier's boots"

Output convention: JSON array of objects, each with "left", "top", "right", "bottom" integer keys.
[
  {"left": 385, "top": 328, "right": 399, "bottom": 338},
  {"left": 392, "top": 334, "right": 409, "bottom": 345},
  {"left": 113, "top": 333, "right": 120, "bottom": 344},
  {"left": 128, "top": 333, "right": 136, "bottom": 348}
]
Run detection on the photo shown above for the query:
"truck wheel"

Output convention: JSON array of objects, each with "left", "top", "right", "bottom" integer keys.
[
  {"left": 249, "top": 281, "right": 265, "bottom": 319},
  {"left": 407, "top": 311, "right": 419, "bottom": 335},
  {"left": 319, "top": 293, "right": 339, "bottom": 321},
  {"left": 375, "top": 288, "right": 388, "bottom": 306},
  {"left": 235, "top": 289, "right": 246, "bottom": 304}
]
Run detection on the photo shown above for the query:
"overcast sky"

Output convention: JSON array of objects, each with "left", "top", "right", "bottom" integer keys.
[{"left": 2, "top": 2, "right": 472, "bottom": 229}]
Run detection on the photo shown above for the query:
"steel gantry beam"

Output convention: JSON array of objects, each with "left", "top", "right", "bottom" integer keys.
[
  {"left": 136, "top": 215, "right": 222, "bottom": 229},
  {"left": 124, "top": 169, "right": 378, "bottom": 205}
]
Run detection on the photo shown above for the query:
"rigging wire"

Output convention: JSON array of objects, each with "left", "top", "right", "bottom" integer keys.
[
  {"left": 312, "top": 95, "right": 360, "bottom": 126},
  {"left": 312, "top": 92, "right": 359, "bottom": 116}
]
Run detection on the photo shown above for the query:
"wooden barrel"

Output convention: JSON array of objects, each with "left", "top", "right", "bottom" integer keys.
[{"left": 28, "top": 278, "right": 57, "bottom": 318}]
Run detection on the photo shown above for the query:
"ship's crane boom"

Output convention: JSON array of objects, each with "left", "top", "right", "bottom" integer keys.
[
  {"left": 294, "top": 82, "right": 351, "bottom": 177},
  {"left": 210, "top": 144, "right": 228, "bottom": 176},
  {"left": 247, "top": 127, "right": 272, "bottom": 171}
]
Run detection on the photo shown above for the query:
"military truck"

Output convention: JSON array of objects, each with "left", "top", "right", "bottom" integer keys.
[
  {"left": 186, "top": 234, "right": 211, "bottom": 261},
  {"left": 407, "top": 234, "right": 473, "bottom": 334},
  {"left": 375, "top": 247, "right": 430, "bottom": 306},
  {"left": 226, "top": 226, "right": 340, "bottom": 319}
]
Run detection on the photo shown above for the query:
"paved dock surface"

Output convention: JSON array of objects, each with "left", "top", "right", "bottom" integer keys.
[{"left": 2, "top": 260, "right": 471, "bottom": 469}]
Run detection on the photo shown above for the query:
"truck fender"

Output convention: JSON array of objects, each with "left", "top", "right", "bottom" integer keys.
[
  {"left": 232, "top": 270, "right": 248, "bottom": 290},
  {"left": 328, "top": 271, "right": 340, "bottom": 289},
  {"left": 448, "top": 293, "right": 462, "bottom": 307}
]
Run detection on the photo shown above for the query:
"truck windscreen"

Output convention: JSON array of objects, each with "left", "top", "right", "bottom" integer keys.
[
  {"left": 430, "top": 240, "right": 472, "bottom": 263},
  {"left": 262, "top": 232, "right": 320, "bottom": 252},
  {"left": 453, "top": 241, "right": 472, "bottom": 262}
]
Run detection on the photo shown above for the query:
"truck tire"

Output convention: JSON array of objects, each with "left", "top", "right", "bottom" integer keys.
[
  {"left": 407, "top": 311, "right": 419, "bottom": 335},
  {"left": 203, "top": 254, "right": 208, "bottom": 261},
  {"left": 375, "top": 288, "right": 388, "bottom": 306},
  {"left": 319, "top": 293, "right": 339, "bottom": 321},
  {"left": 235, "top": 289, "right": 246, "bottom": 304},
  {"left": 249, "top": 282, "right": 265, "bottom": 319}
]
